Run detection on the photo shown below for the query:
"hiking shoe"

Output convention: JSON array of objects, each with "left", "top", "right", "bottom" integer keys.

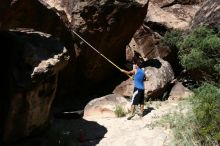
[
  {"left": 127, "top": 114, "right": 135, "bottom": 120},
  {"left": 137, "top": 112, "right": 144, "bottom": 117}
]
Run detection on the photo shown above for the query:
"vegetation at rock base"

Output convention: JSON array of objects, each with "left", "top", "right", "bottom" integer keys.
[
  {"left": 114, "top": 105, "right": 126, "bottom": 117},
  {"left": 163, "top": 26, "right": 220, "bottom": 84},
  {"left": 161, "top": 26, "right": 220, "bottom": 145},
  {"left": 191, "top": 83, "right": 220, "bottom": 145},
  {"left": 151, "top": 101, "right": 198, "bottom": 146}
]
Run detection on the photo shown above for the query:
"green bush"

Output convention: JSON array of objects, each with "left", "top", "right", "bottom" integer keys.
[
  {"left": 163, "top": 26, "right": 220, "bottom": 83},
  {"left": 114, "top": 105, "right": 126, "bottom": 117},
  {"left": 163, "top": 26, "right": 220, "bottom": 145},
  {"left": 153, "top": 89, "right": 220, "bottom": 146},
  {"left": 180, "top": 48, "right": 208, "bottom": 69},
  {"left": 191, "top": 83, "right": 220, "bottom": 144},
  {"left": 162, "top": 29, "right": 183, "bottom": 48},
  {"left": 178, "top": 27, "right": 220, "bottom": 71}
]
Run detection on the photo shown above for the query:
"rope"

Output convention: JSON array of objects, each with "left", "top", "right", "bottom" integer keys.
[{"left": 72, "top": 30, "right": 132, "bottom": 78}]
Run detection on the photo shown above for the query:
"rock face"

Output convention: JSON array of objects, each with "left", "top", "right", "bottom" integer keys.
[
  {"left": 0, "top": 0, "right": 150, "bottom": 102},
  {"left": 150, "top": 0, "right": 202, "bottom": 7},
  {"left": 0, "top": 0, "right": 75, "bottom": 51},
  {"left": 168, "top": 82, "right": 193, "bottom": 101},
  {"left": 84, "top": 94, "right": 130, "bottom": 118},
  {"left": 0, "top": 0, "right": 12, "bottom": 26},
  {"left": 126, "top": 24, "right": 170, "bottom": 60},
  {"left": 147, "top": 3, "right": 186, "bottom": 30},
  {"left": 126, "top": 0, "right": 201, "bottom": 68},
  {"left": 45, "top": 0, "right": 150, "bottom": 107},
  {"left": 113, "top": 58, "right": 174, "bottom": 99},
  {"left": 146, "top": 1, "right": 200, "bottom": 30},
  {"left": 126, "top": 0, "right": 202, "bottom": 75},
  {"left": 0, "top": 0, "right": 150, "bottom": 103},
  {"left": 34, "top": 0, "right": 149, "bottom": 81},
  {"left": 192, "top": 0, "right": 220, "bottom": 28},
  {"left": 0, "top": 30, "right": 69, "bottom": 143},
  {"left": 0, "top": 0, "right": 150, "bottom": 143}
]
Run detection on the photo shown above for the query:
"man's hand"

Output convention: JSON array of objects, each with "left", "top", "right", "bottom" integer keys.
[
  {"left": 120, "top": 69, "right": 135, "bottom": 80},
  {"left": 121, "top": 69, "right": 135, "bottom": 76},
  {"left": 121, "top": 69, "right": 128, "bottom": 74}
]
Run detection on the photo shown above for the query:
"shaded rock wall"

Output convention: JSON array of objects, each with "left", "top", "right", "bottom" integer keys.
[
  {"left": 0, "top": 0, "right": 75, "bottom": 52},
  {"left": 0, "top": 0, "right": 149, "bottom": 97},
  {"left": 0, "top": 0, "right": 150, "bottom": 144},
  {"left": 0, "top": 30, "right": 68, "bottom": 143},
  {"left": 52, "top": 0, "right": 150, "bottom": 81},
  {"left": 46, "top": 0, "right": 150, "bottom": 105}
]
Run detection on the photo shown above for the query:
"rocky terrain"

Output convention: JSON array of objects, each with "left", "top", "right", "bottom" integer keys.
[{"left": 1, "top": 0, "right": 218, "bottom": 145}]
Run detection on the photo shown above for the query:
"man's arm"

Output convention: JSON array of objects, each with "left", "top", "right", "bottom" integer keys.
[{"left": 121, "top": 69, "right": 135, "bottom": 75}]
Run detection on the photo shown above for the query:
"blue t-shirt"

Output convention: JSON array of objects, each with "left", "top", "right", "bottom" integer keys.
[{"left": 134, "top": 68, "right": 145, "bottom": 90}]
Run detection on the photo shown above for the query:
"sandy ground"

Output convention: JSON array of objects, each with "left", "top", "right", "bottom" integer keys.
[
  {"left": 84, "top": 101, "right": 179, "bottom": 146},
  {"left": 51, "top": 100, "right": 183, "bottom": 146}
]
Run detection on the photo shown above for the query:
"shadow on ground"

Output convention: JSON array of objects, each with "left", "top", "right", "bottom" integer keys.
[
  {"left": 8, "top": 118, "right": 107, "bottom": 146},
  {"left": 143, "top": 107, "right": 155, "bottom": 117}
]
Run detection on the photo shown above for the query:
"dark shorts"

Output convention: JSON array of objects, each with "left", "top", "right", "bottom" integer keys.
[{"left": 131, "top": 88, "right": 144, "bottom": 105}]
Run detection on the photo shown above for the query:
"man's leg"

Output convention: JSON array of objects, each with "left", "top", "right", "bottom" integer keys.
[
  {"left": 138, "top": 90, "right": 145, "bottom": 117},
  {"left": 140, "top": 104, "right": 144, "bottom": 117},
  {"left": 127, "top": 88, "right": 139, "bottom": 120},
  {"left": 127, "top": 105, "right": 135, "bottom": 120},
  {"left": 131, "top": 105, "right": 135, "bottom": 115}
]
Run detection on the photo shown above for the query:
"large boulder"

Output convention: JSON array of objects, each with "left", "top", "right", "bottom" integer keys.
[
  {"left": 150, "top": 0, "right": 203, "bottom": 7},
  {"left": 0, "top": 0, "right": 150, "bottom": 100},
  {"left": 45, "top": 0, "right": 150, "bottom": 102},
  {"left": 0, "top": 0, "right": 150, "bottom": 121},
  {"left": 191, "top": 0, "right": 220, "bottom": 28},
  {"left": 83, "top": 94, "right": 130, "bottom": 118},
  {"left": 0, "top": 0, "right": 75, "bottom": 52},
  {"left": 39, "top": 0, "right": 150, "bottom": 81},
  {"left": 146, "top": 2, "right": 200, "bottom": 30},
  {"left": 0, "top": 30, "right": 69, "bottom": 144},
  {"left": 126, "top": 0, "right": 201, "bottom": 74},
  {"left": 0, "top": 0, "right": 12, "bottom": 27},
  {"left": 168, "top": 82, "right": 193, "bottom": 101},
  {"left": 147, "top": 3, "right": 187, "bottom": 30},
  {"left": 126, "top": 24, "right": 170, "bottom": 60},
  {"left": 113, "top": 58, "right": 174, "bottom": 99},
  {"left": 0, "top": 0, "right": 81, "bottom": 101}
]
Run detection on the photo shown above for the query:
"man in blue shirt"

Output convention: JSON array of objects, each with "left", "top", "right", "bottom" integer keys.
[{"left": 121, "top": 58, "right": 146, "bottom": 120}]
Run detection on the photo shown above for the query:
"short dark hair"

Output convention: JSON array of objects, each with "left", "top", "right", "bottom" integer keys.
[{"left": 133, "top": 55, "right": 144, "bottom": 67}]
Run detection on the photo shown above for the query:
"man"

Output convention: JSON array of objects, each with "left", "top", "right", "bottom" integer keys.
[{"left": 121, "top": 58, "right": 146, "bottom": 120}]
